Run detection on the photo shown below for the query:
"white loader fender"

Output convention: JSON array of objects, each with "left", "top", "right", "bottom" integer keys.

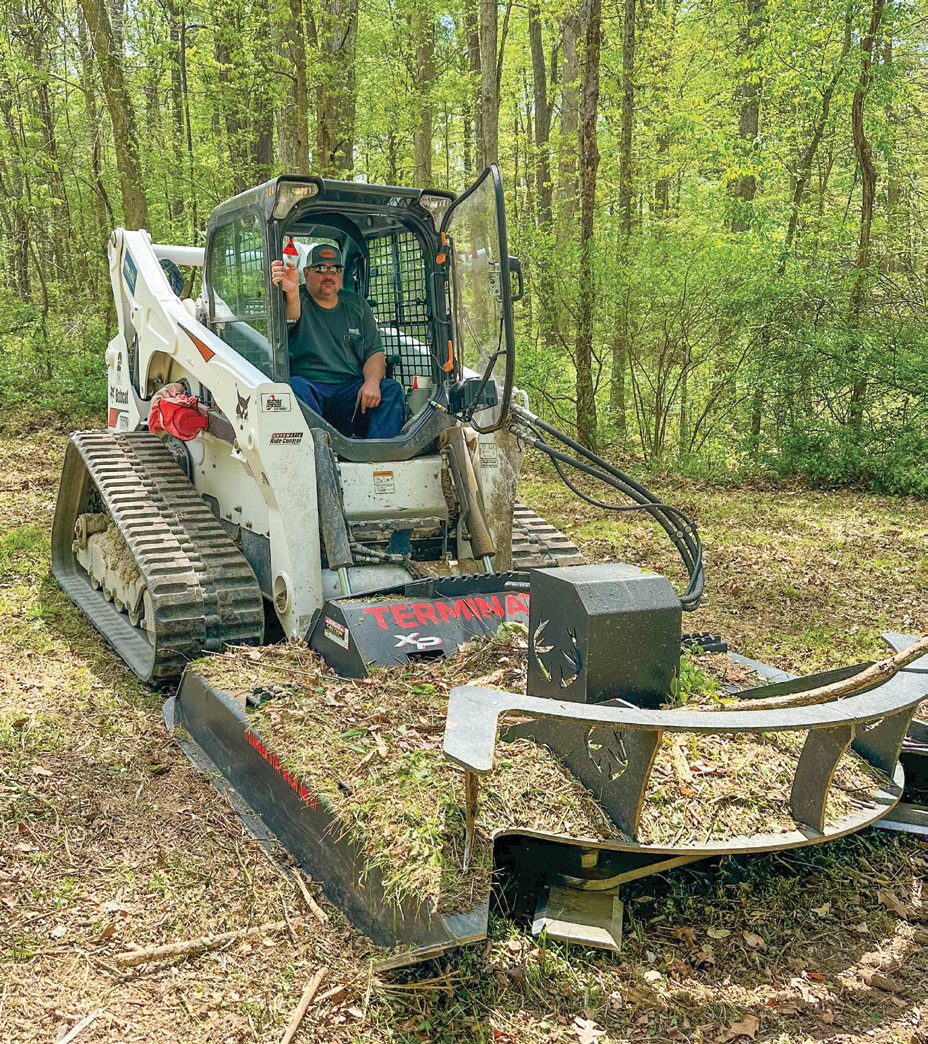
[
  {"left": 476, "top": 427, "right": 523, "bottom": 572},
  {"left": 251, "top": 386, "right": 323, "bottom": 636},
  {"left": 105, "top": 333, "right": 140, "bottom": 433}
]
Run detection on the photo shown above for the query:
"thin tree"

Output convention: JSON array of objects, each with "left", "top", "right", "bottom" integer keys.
[
  {"left": 847, "top": 0, "right": 885, "bottom": 427},
  {"left": 79, "top": 0, "right": 149, "bottom": 229},
  {"left": 730, "top": 0, "right": 764, "bottom": 232},
  {"left": 576, "top": 0, "right": 601, "bottom": 450}
]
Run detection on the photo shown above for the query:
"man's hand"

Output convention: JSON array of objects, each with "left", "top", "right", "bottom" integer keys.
[
  {"left": 271, "top": 259, "right": 299, "bottom": 295},
  {"left": 357, "top": 378, "right": 382, "bottom": 413}
]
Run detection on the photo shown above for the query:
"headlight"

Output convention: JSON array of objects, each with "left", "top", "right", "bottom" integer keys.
[{"left": 273, "top": 181, "right": 320, "bottom": 219}]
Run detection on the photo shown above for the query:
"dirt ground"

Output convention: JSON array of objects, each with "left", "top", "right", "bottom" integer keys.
[{"left": 2, "top": 427, "right": 927, "bottom": 1044}]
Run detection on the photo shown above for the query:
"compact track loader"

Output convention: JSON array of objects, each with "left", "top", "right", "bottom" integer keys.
[
  {"left": 52, "top": 166, "right": 607, "bottom": 681},
  {"left": 52, "top": 166, "right": 928, "bottom": 964}
]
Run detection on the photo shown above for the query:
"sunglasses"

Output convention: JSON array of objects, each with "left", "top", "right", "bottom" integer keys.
[{"left": 308, "top": 264, "right": 344, "bottom": 275}]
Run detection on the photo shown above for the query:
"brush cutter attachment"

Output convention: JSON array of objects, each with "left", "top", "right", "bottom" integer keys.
[{"left": 167, "top": 561, "right": 928, "bottom": 967}]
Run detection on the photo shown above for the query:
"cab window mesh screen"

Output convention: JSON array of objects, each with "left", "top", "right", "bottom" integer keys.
[{"left": 367, "top": 231, "right": 434, "bottom": 386}]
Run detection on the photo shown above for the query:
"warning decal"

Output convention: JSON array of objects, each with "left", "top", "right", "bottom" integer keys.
[
  {"left": 324, "top": 616, "right": 350, "bottom": 649},
  {"left": 373, "top": 470, "right": 395, "bottom": 494}
]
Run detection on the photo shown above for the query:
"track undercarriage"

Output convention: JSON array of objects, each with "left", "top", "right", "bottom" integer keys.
[
  {"left": 51, "top": 431, "right": 586, "bottom": 684},
  {"left": 51, "top": 431, "right": 265, "bottom": 684}
]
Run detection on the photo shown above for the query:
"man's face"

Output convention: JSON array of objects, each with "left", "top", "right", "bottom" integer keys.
[{"left": 304, "top": 263, "right": 343, "bottom": 306}]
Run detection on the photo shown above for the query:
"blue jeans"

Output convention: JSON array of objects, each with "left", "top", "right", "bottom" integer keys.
[{"left": 289, "top": 375, "right": 405, "bottom": 439}]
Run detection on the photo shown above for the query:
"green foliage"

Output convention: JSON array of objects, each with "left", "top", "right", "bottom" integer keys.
[
  {"left": 0, "top": 0, "right": 924, "bottom": 495},
  {"left": 0, "top": 291, "right": 107, "bottom": 416},
  {"left": 669, "top": 653, "right": 721, "bottom": 706}
]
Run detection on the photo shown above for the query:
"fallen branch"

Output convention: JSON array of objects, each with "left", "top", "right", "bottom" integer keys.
[
  {"left": 111, "top": 919, "right": 289, "bottom": 967},
  {"left": 280, "top": 966, "right": 329, "bottom": 1044},
  {"left": 293, "top": 869, "right": 328, "bottom": 924},
  {"left": 59, "top": 1010, "right": 103, "bottom": 1044},
  {"left": 705, "top": 635, "right": 928, "bottom": 712}
]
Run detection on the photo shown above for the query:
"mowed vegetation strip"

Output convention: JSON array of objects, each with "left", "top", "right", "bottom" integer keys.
[{"left": 1, "top": 429, "right": 927, "bottom": 1043}]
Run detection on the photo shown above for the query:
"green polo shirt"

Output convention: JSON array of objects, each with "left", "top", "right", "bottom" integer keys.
[{"left": 288, "top": 287, "right": 383, "bottom": 384}]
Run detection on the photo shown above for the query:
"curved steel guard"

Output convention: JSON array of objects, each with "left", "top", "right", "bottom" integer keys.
[{"left": 443, "top": 669, "right": 927, "bottom": 841}]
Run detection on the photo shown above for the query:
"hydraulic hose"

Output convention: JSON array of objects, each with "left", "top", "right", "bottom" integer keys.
[{"left": 509, "top": 404, "right": 703, "bottom": 611}]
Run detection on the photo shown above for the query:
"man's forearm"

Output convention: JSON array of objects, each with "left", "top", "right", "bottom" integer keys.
[
  {"left": 362, "top": 352, "right": 386, "bottom": 382},
  {"left": 284, "top": 288, "right": 301, "bottom": 322}
]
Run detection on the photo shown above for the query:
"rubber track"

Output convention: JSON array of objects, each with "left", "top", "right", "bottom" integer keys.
[
  {"left": 510, "top": 503, "right": 585, "bottom": 570},
  {"left": 52, "top": 431, "right": 263, "bottom": 684}
]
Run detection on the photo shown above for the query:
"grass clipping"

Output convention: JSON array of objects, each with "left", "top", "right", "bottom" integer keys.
[{"left": 195, "top": 634, "right": 892, "bottom": 916}]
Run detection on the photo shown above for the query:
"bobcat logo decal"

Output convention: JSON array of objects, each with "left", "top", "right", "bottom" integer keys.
[{"left": 236, "top": 390, "right": 250, "bottom": 425}]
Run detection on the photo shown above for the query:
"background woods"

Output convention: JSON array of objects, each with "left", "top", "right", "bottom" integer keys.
[{"left": 0, "top": 0, "right": 926, "bottom": 492}]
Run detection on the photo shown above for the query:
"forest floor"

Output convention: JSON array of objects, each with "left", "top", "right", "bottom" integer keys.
[{"left": 2, "top": 421, "right": 928, "bottom": 1044}]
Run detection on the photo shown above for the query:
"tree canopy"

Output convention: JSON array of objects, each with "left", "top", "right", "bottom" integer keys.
[{"left": 1, "top": 0, "right": 926, "bottom": 491}]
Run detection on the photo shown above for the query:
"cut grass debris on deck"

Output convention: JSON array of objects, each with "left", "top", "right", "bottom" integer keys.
[{"left": 192, "top": 630, "right": 893, "bottom": 917}]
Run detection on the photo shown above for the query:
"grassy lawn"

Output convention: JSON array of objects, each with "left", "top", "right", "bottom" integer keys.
[{"left": 1, "top": 428, "right": 927, "bottom": 1043}]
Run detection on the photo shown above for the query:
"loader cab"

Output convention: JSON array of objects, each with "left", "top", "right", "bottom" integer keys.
[{"left": 204, "top": 165, "right": 521, "bottom": 463}]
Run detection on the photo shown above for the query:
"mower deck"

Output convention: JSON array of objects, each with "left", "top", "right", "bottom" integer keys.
[{"left": 164, "top": 624, "right": 928, "bottom": 967}]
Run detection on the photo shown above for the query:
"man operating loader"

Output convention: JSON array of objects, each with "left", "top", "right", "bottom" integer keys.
[{"left": 270, "top": 245, "right": 405, "bottom": 439}]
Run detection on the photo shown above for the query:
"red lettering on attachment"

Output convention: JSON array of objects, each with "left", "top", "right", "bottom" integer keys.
[
  {"left": 390, "top": 604, "right": 417, "bottom": 628},
  {"left": 362, "top": 605, "right": 392, "bottom": 629},
  {"left": 474, "top": 596, "right": 503, "bottom": 619},
  {"left": 245, "top": 730, "right": 312, "bottom": 805},
  {"left": 436, "top": 599, "right": 473, "bottom": 623},
  {"left": 412, "top": 602, "right": 438, "bottom": 626}
]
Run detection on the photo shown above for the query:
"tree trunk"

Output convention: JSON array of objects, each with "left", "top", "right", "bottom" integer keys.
[
  {"left": 730, "top": 0, "right": 764, "bottom": 232},
  {"left": 478, "top": 0, "right": 498, "bottom": 166},
  {"left": 79, "top": 0, "right": 149, "bottom": 229},
  {"left": 882, "top": 13, "right": 899, "bottom": 272},
  {"left": 168, "top": 4, "right": 186, "bottom": 220},
  {"left": 528, "top": 3, "right": 552, "bottom": 227},
  {"left": 782, "top": 13, "right": 852, "bottom": 255},
  {"left": 575, "top": 0, "right": 601, "bottom": 451},
  {"left": 215, "top": 31, "right": 249, "bottom": 194},
  {"left": 528, "top": 1, "right": 557, "bottom": 350},
  {"left": 557, "top": 5, "right": 581, "bottom": 236},
  {"left": 848, "top": 0, "right": 884, "bottom": 427},
  {"left": 619, "top": 0, "right": 635, "bottom": 234},
  {"left": 464, "top": 0, "right": 481, "bottom": 174},
  {"left": 0, "top": 64, "right": 30, "bottom": 298},
  {"left": 273, "top": 0, "right": 310, "bottom": 174},
  {"left": 77, "top": 10, "right": 112, "bottom": 286},
  {"left": 315, "top": 0, "right": 359, "bottom": 177},
  {"left": 652, "top": 0, "right": 679, "bottom": 217},
  {"left": 33, "top": 48, "right": 77, "bottom": 280},
  {"left": 412, "top": 13, "right": 435, "bottom": 184}
]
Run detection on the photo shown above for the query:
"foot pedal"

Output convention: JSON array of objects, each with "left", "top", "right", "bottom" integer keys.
[{"left": 532, "top": 885, "right": 623, "bottom": 952}]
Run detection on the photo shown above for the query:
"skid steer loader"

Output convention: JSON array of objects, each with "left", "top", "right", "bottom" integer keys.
[
  {"left": 51, "top": 166, "right": 928, "bottom": 964},
  {"left": 53, "top": 164, "right": 703, "bottom": 683},
  {"left": 51, "top": 166, "right": 610, "bottom": 683}
]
